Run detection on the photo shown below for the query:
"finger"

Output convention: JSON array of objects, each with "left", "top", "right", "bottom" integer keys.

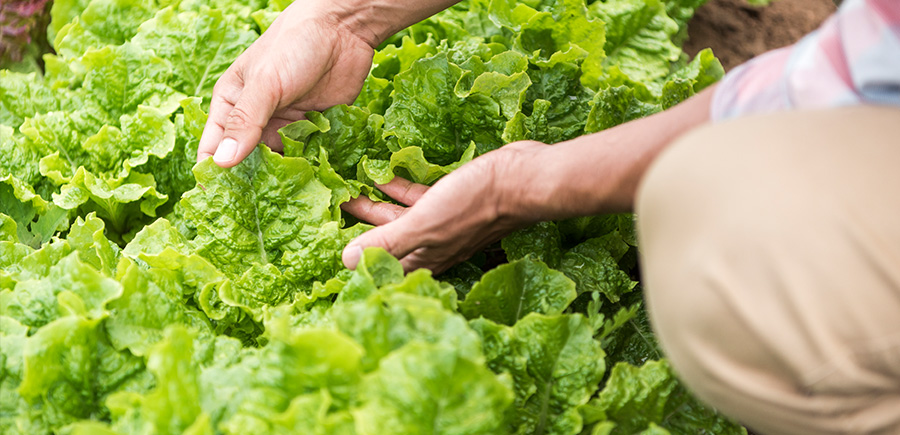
[
  {"left": 398, "top": 248, "right": 454, "bottom": 274},
  {"left": 259, "top": 116, "right": 297, "bottom": 153},
  {"left": 375, "top": 177, "right": 429, "bottom": 206},
  {"left": 342, "top": 218, "right": 424, "bottom": 269},
  {"left": 198, "top": 77, "right": 242, "bottom": 162},
  {"left": 398, "top": 248, "right": 435, "bottom": 273},
  {"left": 341, "top": 196, "right": 407, "bottom": 226},
  {"left": 214, "top": 77, "right": 280, "bottom": 167}
]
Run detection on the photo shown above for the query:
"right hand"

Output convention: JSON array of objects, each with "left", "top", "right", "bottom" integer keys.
[{"left": 197, "top": 4, "right": 376, "bottom": 167}]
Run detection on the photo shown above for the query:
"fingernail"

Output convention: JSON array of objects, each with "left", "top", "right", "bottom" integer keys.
[
  {"left": 213, "top": 138, "right": 238, "bottom": 164},
  {"left": 342, "top": 245, "right": 364, "bottom": 269}
]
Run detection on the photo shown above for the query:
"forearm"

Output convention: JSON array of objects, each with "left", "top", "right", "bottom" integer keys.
[
  {"left": 506, "top": 85, "right": 716, "bottom": 220},
  {"left": 305, "top": 0, "right": 463, "bottom": 48}
]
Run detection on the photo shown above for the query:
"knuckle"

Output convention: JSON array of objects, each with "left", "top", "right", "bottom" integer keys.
[
  {"left": 225, "top": 106, "right": 259, "bottom": 131},
  {"left": 212, "top": 78, "right": 228, "bottom": 96}
]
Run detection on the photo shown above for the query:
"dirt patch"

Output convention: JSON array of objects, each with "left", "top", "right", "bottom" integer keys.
[{"left": 683, "top": 0, "right": 837, "bottom": 71}]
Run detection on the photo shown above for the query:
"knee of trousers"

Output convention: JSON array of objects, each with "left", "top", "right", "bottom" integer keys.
[{"left": 635, "top": 107, "right": 900, "bottom": 435}]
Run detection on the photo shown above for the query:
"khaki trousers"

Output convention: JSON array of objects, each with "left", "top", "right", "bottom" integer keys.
[{"left": 636, "top": 106, "right": 900, "bottom": 434}]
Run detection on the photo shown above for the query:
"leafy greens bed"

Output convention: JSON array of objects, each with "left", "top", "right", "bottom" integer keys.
[{"left": 0, "top": 0, "right": 744, "bottom": 433}]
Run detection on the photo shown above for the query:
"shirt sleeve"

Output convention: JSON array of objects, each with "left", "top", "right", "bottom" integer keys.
[{"left": 710, "top": 0, "right": 900, "bottom": 122}]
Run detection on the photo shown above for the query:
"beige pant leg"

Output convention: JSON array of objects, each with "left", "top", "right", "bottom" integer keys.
[{"left": 636, "top": 106, "right": 900, "bottom": 435}]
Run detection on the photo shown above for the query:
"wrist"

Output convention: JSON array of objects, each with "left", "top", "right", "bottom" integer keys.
[
  {"left": 303, "top": 0, "right": 460, "bottom": 49},
  {"left": 490, "top": 141, "right": 559, "bottom": 224}
]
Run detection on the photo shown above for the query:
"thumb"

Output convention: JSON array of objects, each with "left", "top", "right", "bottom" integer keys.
[
  {"left": 214, "top": 81, "right": 278, "bottom": 168},
  {"left": 342, "top": 219, "right": 423, "bottom": 269}
]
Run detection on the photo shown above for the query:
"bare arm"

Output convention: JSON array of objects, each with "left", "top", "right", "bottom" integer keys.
[
  {"left": 322, "top": 0, "right": 464, "bottom": 49},
  {"left": 342, "top": 86, "right": 716, "bottom": 272},
  {"left": 508, "top": 84, "right": 715, "bottom": 219}
]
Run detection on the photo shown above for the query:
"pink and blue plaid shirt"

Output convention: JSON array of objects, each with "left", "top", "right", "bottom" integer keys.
[{"left": 710, "top": 0, "right": 900, "bottom": 120}]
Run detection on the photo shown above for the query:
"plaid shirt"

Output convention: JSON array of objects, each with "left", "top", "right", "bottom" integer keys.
[{"left": 711, "top": 0, "right": 900, "bottom": 120}]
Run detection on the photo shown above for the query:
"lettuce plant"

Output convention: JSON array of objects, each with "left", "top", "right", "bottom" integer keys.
[{"left": 0, "top": 0, "right": 745, "bottom": 434}]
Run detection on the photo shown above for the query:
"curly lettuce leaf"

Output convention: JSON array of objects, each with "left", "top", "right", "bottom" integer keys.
[
  {"left": 0, "top": 71, "right": 62, "bottom": 130},
  {"left": 146, "top": 97, "right": 207, "bottom": 200},
  {"left": 559, "top": 234, "right": 637, "bottom": 302},
  {"left": 460, "top": 258, "right": 576, "bottom": 326},
  {"left": 26, "top": 105, "right": 177, "bottom": 242},
  {"left": 585, "top": 360, "right": 746, "bottom": 435},
  {"left": 361, "top": 141, "right": 477, "bottom": 185},
  {"left": 472, "top": 313, "right": 606, "bottom": 435},
  {"left": 586, "top": 83, "right": 661, "bottom": 133},
  {"left": 590, "top": 0, "right": 680, "bottom": 88},
  {"left": 66, "top": 213, "right": 120, "bottom": 276},
  {"left": 335, "top": 247, "right": 404, "bottom": 303},
  {"left": 353, "top": 341, "right": 514, "bottom": 435},
  {"left": 79, "top": 43, "right": 184, "bottom": 120},
  {"left": 384, "top": 52, "right": 530, "bottom": 165},
  {"left": 18, "top": 315, "right": 150, "bottom": 429},
  {"left": 200, "top": 326, "right": 363, "bottom": 433},
  {"left": 489, "top": 0, "right": 606, "bottom": 89},
  {"left": 501, "top": 221, "right": 563, "bottom": 268},
  {"left": 0, "top": 174, "right": 68, "bottom": 249},
  {"left": 105, "top": 326, "right": 211, "bottom": 435},
  {"left": 0, "top": 316, "right": 30, "bottom": 434},
  {"left": 335, "top": 291, "right": 476, "bottom": 372},
  {"left": 0, "top": 125, "right": 46, "bottom": 193},
  {"left": 182, "top": 146, "right": 335, "bottom": 273},
  {"left": 52, "top": 169, "right": 168, "bottom": 243},
  {"left": 131, "top": 6, "right": 257, "bottom": 101},
  {"left": 182, "top": 146, "right": 358, "bottom": 321},
  {"left": 104, "top": 258, "right": 213, "bottom": 356},
  {"left": 355, "top": 35, "right": 439, "bottom": 114},
  {"left": 53, "top": 0, "right": 158, "bottom": 57},
  {"left": 280, "top": 104, "right": 388, "bottom": 178},
  {"left": 0, "top": 253, "right": 121, "bottom": 329}
]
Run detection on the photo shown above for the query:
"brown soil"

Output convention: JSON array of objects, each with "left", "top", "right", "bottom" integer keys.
[{"left": 683, "top": 0, "right": 837, "bottom": 71}]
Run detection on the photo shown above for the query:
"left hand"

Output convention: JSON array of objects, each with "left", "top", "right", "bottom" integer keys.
[{"left": 341, "top": 141, "right": 548, "bottom": 273}]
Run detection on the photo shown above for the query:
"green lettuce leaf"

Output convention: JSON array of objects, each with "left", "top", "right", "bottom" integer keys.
[
  {"left": 590, "top": 0, "right": 680, "bottom": 88},
  {"left": 131, "top": 6, "right": 257, "bottom": 101},
  {"left": 384, "top": 52, "right": 530, "bottom": 165},
  {"left": 472, "top": 313, "right": 606, "bottom": 435},
  {"left": 585, "top": 360, "right": 746, "bottom": 435},
  {"left": 53, "top": 0, "right": 158, "bottom": 57},
  {"left": 489, "top": 0, "right": 606, "bottom": 89},
  {"left": 206, "top": 325, "right": 364, "bottom": 433},
  {"left": 353, "top": 341, "right": 514, "bottom": 435},
  {"left": 280, "top": 105, "right": 388, "bottom": 178},
  {"left": 0, "top": 253, "right": 121, "bottom": 329},
  {"left": 0, "top": 71, "right": 63, "bottom": 130},
  {"left": 66, "top": 213, "right": 120, "bottom": 276},
  {"left": 355, "top": 35, "right": 439, "bottom": 115},
  {"left": 52, "top": 169, "right": 168, "bottom": 244},
  {"left": 79, "top": 43, "right": 184, "bottom": 120},
  {"left": 0, "top": 316, "right": 29, "bottom": 434},
  {"left": 18, "top": 315, "right": 150, "bottom": 429},
  {"left": 182, "top": 145, "right": 334, "bottom": 271},
  {"left": 106, "top": 326, "right": 211, "bottom": 435},
  {"left": 559, "top": 233, "right": 637, "bottom": 302},
  {"left": 585, "top": 84, "right": 661, "bottom": 133},
  {"left": 104, "top": 258, "right": 213, "bottom": 356},
  {"left": 335, "top": 291, "right": 477, "bottom": 372},
  {"left": 364, "top": 141, "right": 477, "bottom": 185},
  {"left": 460, "top": 258, "right": 576, "bottom": 326},
  {"left": 182, "top": 146, "right": 356, "bottom": 321},
  {"left": 501, "top": 221, "right": 563, "bottom": 268},
  {"left": 0, "top": 174, "right": 69, "bottom": 249},
  {"left": 49, "top": 0, "right": 92, "bottom": 42}
]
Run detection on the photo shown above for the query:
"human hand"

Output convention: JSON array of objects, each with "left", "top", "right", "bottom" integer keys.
[
  {"left": 197, "top": 3, "right": 376, "bottom": 166},
  {"left": 341, "top": 141, "right": 551, "bottom": 274}
]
